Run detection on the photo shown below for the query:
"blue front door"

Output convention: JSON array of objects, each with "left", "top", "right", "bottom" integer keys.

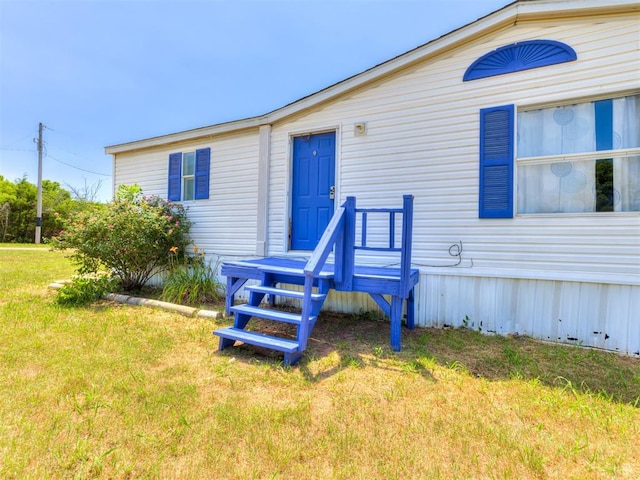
[{"left": 291, "top": 131, "right": 336, "bottom": 250}]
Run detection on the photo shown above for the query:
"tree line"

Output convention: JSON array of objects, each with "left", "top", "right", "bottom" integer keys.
[{"left": 0, "top": 175, "right": 101, "bottom": 243}]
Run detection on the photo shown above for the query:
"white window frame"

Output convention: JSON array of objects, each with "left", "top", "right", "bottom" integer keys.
[
  {"left": 182, "top": 151, "right": 195, "bottom": 202},
  {"left": 515, "top": 94, "right": 640, "bottom": 215}
]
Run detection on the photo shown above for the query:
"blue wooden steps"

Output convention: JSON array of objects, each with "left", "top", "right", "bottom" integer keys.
[
  {"left": 214, "top": 195, "right": 418, "bottom": 366},
  {"left": 244, "top": 284, "right": 326, "bottom": 302},
  {"left": 214, "top": 327, "right": 302, "bottom": 365},
  {"left": 229, "top": 304, "right": 314, "bottom": 325},
  {"left": 214, "top": 327, "right": 300, "bottom": 352},
  {"left": 213, "top": 263, "right": 330, "bottom": 366}
]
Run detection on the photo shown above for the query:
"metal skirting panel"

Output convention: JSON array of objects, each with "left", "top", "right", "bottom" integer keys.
[{"left": 419, "top": 274, "right": 640, "bottom": 357}]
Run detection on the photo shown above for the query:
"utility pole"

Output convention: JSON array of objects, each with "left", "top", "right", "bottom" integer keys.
[{"left": 35, "top": 122, "right": 44, "bottom": 244}]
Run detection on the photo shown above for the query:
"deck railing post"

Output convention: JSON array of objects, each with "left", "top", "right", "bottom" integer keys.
[
  {"left": 334, "top": 215, "right": 345, "bottom": 286},
  {"left": 298, "top": 273, "right": 314, "bottom": 350},
  {"left": 343, "top": 196, "right": 356, "bottom": 291},
  {"left": 400, "top": 194, "right": 414, "bottom": 298}
]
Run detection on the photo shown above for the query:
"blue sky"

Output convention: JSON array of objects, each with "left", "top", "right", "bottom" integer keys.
[{"left": 0, "top": 0, "right": 508, "bottom": 201}]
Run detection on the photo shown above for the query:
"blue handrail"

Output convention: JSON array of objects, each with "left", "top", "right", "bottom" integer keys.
[
  {"left": 303, "top": 205, "right": 346, "bottom": 278},
  {"left": 300, "top": 204, "right": 347, "bottom": 350},
  {"left": 297, "top": 195, "right": 414, "bottom": 350}
]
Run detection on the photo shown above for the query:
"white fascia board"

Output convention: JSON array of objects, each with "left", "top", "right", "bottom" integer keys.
[
  {"left": 516, "top": 0, "right": 639, "bottom": 16},
  {"left": 105, "top": 115, "right": 264, "bottom": 154}
]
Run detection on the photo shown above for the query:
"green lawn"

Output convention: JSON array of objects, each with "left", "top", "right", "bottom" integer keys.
[{"left": 1, "top": 247, "right": 639, "bottom": 479}]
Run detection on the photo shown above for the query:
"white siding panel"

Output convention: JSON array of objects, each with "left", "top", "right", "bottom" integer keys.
[
  {"left": 114, "top": 150, "right": 168, "bottom": 198},
  {"left": 187, "top": 131, "right": 259, "bottom": 257}
]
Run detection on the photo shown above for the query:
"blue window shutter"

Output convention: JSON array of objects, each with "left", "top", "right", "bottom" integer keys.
[
  {"left": 168, "top": 152, "right": 182, "bottom": 201},
  {"left": 194, "top": 147, "right": 210, "bottom": 200},
  {"left": 479, "top": 105, "right": 514, "bottom": 218}
]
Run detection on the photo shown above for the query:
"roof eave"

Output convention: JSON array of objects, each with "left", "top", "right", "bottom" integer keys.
[
  {"left": 266, "top": 0, "right": 639, "bottom": 124},
  {"left": 105, "top": 1, "right": 518, "bottom": 155},
  {"left": 104, "top": 115, "right": 264, "bottom": 155},
  {"left": 105, "top": 0, "right": 638, "bottom": 155}
]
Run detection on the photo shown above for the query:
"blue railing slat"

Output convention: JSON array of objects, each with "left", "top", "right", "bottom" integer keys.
[
  {"left": 362, "top": 212, "right": 367, "bottom": 247},
  {"left": 355, "top": 246, "right": 402, "bottom": 252},
  {"left": 390, "top": 211, "right": 395, "bottom": 249},
  {"left": 355, "top": 208, "right": 402, "bottom": 213}
]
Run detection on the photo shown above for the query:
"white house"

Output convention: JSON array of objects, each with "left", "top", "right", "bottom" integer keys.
[{"left": 106, "top": 0, "right": 640, "bottom": 356}]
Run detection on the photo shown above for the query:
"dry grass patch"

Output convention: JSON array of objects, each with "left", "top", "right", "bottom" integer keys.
[{"left": 1, "top": 248, "right": 639, "bottom": 479}]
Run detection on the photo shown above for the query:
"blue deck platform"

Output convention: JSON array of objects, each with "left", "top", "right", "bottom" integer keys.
[{"left": 213, "top": 195, "right": 419, "bottom": 365}]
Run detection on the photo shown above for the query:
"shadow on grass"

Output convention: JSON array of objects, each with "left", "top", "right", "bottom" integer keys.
[
  {"left": 404, "top": 325, "right": 640, "bottom": 406},
  {"left": 213, "top": 307, "right": 640, "bottom": 406}
]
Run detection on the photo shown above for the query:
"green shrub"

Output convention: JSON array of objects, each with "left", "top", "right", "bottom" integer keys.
[
  {"left": 55, "top": 275, "right": 116, "bottom": 307},
  {"left": 161, "top": 246, "right": 224, "bottom": 305},
  {"left": 52, "top": 185, "right": 191, "bottom": 291}
]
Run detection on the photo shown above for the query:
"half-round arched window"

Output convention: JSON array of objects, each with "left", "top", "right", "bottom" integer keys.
[{"left": 463, "top": 39, "right": 577, "bottom": 82}]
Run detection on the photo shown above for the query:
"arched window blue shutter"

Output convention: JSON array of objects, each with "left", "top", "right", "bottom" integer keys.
[
  {"left": 168, "top": 152, "right": 182, "bottom": 201},
  {"left": 194, "top": 147, "right": 210, "bottom": 200},
  {"left": 479, "top": 105, "right": 514, "bottom": 218},
  {"left": 463, "top": 40, "right": 577, "bottom": 82}
]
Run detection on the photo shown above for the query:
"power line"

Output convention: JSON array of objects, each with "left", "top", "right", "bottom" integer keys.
[
  {"left": 1, "top": 127, "right": 112, "bottom": 177},
  {"left": 46, "top": 154, "right": 111, "bottom": 177},
  {"left": 0, "top": 134, "right": 34, "bottom": 150}
]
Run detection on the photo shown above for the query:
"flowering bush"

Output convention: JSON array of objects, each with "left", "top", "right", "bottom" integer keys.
[{"left": 52, "top": 185, "right": 191, "bottom": 291}]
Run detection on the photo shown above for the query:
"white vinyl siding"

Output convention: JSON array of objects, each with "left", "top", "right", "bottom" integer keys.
[
  {"left": 267, "top": 14, "right": 640, "bottom": 285},
  {"left": 114, "top": 150, "right": 168, "bottom": 198},
  {"left": 114, "top": 130, "right": 259, "bottom": 258}
]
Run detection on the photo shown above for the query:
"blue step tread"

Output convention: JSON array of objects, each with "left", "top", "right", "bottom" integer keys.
[
  {"left": 228, "top": 260, "right": 334, "bottom": 279},
  {"left": 230, "top": 304, "right": 316, "bottom": 325},
  {"left": 213, "top": 327, "right": 300, "bottom": 353},
  {"left": 245, "top": 285, "right": 326, "bottom": 301}
]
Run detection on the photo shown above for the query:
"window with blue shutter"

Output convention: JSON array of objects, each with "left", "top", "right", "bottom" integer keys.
[
  {"left": 168, "top": 152, "right": 182, "bottom": 201},
  {"left": 167, "top": 148, "right": 210, "bottom": 201},
  {"left": 479, "top": 104, "right": 514, "bottom": 218}
]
